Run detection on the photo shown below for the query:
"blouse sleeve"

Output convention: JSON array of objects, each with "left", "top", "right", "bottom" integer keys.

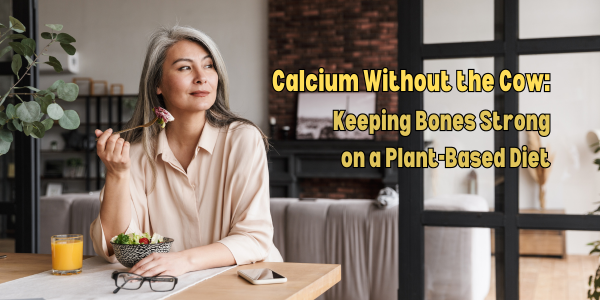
[
  {"left": 90, "top": 147, "right": 151, "bottom": 263},
  {"left": 89, "top": 186, "right": 141, "bottom": 263},
  {"left": 217, "top": 125, "right": 275, "bottom": 265}
]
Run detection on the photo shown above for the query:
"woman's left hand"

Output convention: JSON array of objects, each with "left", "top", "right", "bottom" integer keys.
[{"left": 129, "top": 252, "right": 190, "bottom": 277}]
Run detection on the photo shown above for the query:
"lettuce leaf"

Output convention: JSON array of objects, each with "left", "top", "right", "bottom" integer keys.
[{"left": 111, "top": 232, "right": 163, "bottom": 244}]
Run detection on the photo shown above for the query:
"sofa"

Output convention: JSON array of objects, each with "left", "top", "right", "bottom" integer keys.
[{"left": 40, "top": 194, "right": 490, "bottom": 300}]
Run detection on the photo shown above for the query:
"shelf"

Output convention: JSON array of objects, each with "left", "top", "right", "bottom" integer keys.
[
  {"left": 41, "top": 150, "right": 94, "bottom": 154},
  {"left": 40, "top": 177, "right": 103, "bottom": 181},
  {"left": 48, "top": 121, "right": 128, "bottom": 130},
  {"left": 5, "top": 177, "right": 104, "bottom": 181}
]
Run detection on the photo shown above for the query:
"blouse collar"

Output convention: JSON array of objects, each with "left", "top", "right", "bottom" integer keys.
[{"left": 155, "top": 120, "right": 219, "bottom": 161}]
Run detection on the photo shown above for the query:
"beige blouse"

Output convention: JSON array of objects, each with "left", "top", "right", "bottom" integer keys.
[{"left": 90, "top": 121, "right": 283, "bottom": 265}]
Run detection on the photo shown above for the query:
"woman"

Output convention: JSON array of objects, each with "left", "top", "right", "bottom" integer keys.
[{"left": 90, "top": 25, "right": 283, "bottom": 277}]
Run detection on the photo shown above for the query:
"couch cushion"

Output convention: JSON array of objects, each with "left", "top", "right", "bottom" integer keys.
[
  {"left": 285, "top": 200, "right": 334, "bottom": 264},
  {"left": 70, "top": 196, "right": 101, "bottom": 256},
  {"left": 367, "top": 205, "right": 398, "bottom": 300},
  {"left": 424, "top": 195, "right": 491, "bottom": 300},
  {"left": 322, "top": 200, "right": 372, "bottom": 300},
  {"left": 270, "top": 198, "right": 298, "bottom": 261},
  {"left": 39, "top": 193, "right": 96, "bottom": 254}
]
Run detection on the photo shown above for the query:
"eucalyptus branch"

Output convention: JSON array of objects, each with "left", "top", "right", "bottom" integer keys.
[
  {"left": 8, "top": 93, "right": 36, "bottom": 96},
  {"left": 1, "top": 39, "right": 54, "bottom": 107},
  {"left": 0, "top": 26, "right": 12, "bottom": 41},
  {"left": 0, "top": 19, "right": 81, "bottom": 156}
]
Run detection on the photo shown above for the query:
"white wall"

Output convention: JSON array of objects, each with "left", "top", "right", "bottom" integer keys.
[
  {"left": 36, "top": 0, "right": 267, "bottom": 194},
  {"left": 38, "top": 0, "right": 268, "bottom": 131},
  {"left": 425, "top": 0, "right": 600, "bottom": 254}
]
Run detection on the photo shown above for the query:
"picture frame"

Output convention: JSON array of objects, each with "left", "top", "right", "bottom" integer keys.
[
  {"left": 46, "top": 183, "right": 63, "bottom": 197},
  {"left": 296, "top": 92, "right": 376, "bottom": 140}
]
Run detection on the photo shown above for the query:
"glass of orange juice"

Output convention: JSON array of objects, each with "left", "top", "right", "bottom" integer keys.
[{"left": 51, "top": 234, "right": 83, "bottom": 275}]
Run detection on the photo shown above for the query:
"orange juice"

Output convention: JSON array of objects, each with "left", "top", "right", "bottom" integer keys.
[{"left": 51, "top": 234, "right": 83, "bottom": 275}]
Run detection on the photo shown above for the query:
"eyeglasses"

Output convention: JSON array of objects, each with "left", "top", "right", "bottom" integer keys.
[{"left": 111, "top": 271, "right": 178, "bottom": 294}]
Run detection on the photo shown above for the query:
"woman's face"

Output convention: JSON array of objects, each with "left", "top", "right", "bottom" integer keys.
[{"left": 157, "top": 40, "right": 218, "bottom": 115}]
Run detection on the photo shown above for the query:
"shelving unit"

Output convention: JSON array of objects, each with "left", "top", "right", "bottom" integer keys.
[{"left": 39, "top": 94, "right": 137, "bottom": 194}]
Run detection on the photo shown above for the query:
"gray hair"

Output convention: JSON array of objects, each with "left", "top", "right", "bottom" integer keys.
[{"left": 123, "top": 25, "right": 268, "bottom": 193}]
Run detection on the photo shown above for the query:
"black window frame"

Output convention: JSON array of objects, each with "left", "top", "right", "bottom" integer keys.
[
  {"left": 397, "top": 0, "right": 600, "bottom": 299},
  {"left": 0, "top": 0, "right": 40, "bottom": 253}
]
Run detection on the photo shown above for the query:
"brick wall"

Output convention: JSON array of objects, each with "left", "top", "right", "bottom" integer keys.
[{"left": 269, "top": 0, "right": 397, "bottom": 199}]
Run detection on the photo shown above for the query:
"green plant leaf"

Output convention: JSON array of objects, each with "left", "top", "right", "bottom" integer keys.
[
  {"left": 0, "top": 127, "right": 13, "bottom": 143},
  {"left": 24, "top": 86, "right": 40, "bottom": 92},
  {"left": 58, "top": 110, "right": 80, "bottom": 130},
  {"left": 21, "top": 38, "right": 35, "bottom": 56},
  {"left": 14, "top": 94, "right": 24, "bottom": 103},
  {"left": 0, "top": 139, "right": 10, "bottom": 155},
  {"left": 46, "top": 103, "right": 64, "bottom": 120},
  {"left": 16, "top": 101, "right": 41, "bottom": 123},
  {"left": 30, "top": 121, "right": 45, "bottom": 138},
  {"left": 41, "top": 118, "right": 53, "bottom": 130},
  {"left": 45, "top": 24, "right": 63, "bottom": 31},
  {"left": 8, "top": 42, "right": 24, "bottom": 56},
  {"left": 0, "top": 92, "right": 8, "bottom": 107},
  {"left": 0, "top": 105, "right": 4, "bottom": 112},
  {"left": 24, "top": 55, "right": 33, "bottom": 66},
  {"left": 0, "top": 45, "right": 12, "bottom": 59},
  {"left": 6, "top": 104, "right": 15, "bottom": 119},
  {"left": 36, "top": 95, "right": 52, "bottom": 114},
  {"left": 57, "top": 82, "right": 79, "bottom": 102},
  {"left": 0, "top": 23, "right": 5, "bottom": 29},
  {"left": 15, "top": 103, "right": 21, "bottom": 111},
  {"left": 0, "top": 127, "right": 12, "bottom": 142},
  {"left": 0, "top": 112, "right": 6, "bottom": 125},
  {"left": 45, "top": 56, "right": 62, "bottom": 72},
  {"left": 60, "top": 43, "right": 76, "bottom": 55},
  {"left": 49, "top": 80, "right": 65, "bottom": 92},
  {"left": 55, "top": 33, "right": 75, "bottom": 44},
  {"left": 11, "top": 54, "right": 22, "bottom": 76},
  {"left": 52, "top": 33, "right": 57, "bottom": 39},
  {"left": 23, "top": 122, "right": 32, "bottom": 136},
  {"left": 9, "top": 34, "right": 27, "bottom": 40},
  {"left": 41, "top": 32, "right": 52, "bottom": 39},
  {"left": 9, "top": 16, "right": 26, "bottom": 33},
  {"left": 12, "top": 119, "right": 22, "bottom": 131},
  {"left": 6, "top": 121, "right": 15, "bottom": 131}
]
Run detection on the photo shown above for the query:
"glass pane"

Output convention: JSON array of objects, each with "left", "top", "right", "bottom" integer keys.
[
  {"left": 424, "top": 57, "right": 495, "bottom": 211},
  {"left": 519, "top": 52, "right": 600, "bottom": 215},
  {"left": 425, "top": 226, "right": 495, "bottom": 299},
  {"left": 424, "top": 0, "right": 494, "bottom": 44},
  {"left": 519, "top": 230, "right": 600, "bottom": 299},
  {"left": 520, "top": 0, "right": 600, "bottom": 39}
]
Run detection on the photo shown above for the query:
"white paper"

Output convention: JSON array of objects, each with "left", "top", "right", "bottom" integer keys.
[{"left": 0, "top": 256, "right": 235, "bottom": 300}]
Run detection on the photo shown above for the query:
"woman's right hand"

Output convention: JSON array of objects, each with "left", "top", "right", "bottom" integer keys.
[{"left": 95, "top": 128, "right": 131, "bottom": 176}]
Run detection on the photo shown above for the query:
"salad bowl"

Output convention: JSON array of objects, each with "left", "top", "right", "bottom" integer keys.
[{"left": 110, "top": 233, "right": 174, "bottom": 268}]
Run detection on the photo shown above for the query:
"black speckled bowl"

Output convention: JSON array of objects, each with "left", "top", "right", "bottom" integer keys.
[{"left": 111, "top": 238, "right": 174, "bottom": 268}]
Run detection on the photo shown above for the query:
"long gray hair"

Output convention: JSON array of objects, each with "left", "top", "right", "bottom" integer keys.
[{"left": 123, "top": 25, "right": 268, "bottom": 193}]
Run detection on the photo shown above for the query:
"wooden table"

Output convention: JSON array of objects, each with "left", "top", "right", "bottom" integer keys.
[{"left": 0, "top": 253, "right": 341, "bottom": 300}]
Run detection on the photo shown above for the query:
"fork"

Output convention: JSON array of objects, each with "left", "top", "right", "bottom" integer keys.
[{"left": 95, "top": 116, "right": 159, "bottom": 141}]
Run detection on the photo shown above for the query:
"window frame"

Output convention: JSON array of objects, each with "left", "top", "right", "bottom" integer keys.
[{"left": 397, "top": 1, "right": 600, "bottom": 299}]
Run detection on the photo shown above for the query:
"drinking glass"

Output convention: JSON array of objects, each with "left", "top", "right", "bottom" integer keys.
[{"left": 51, "top": 234, "right": 83, "bottom": 275}]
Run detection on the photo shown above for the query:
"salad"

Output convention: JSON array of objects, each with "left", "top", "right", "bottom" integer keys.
[{"left": 110, "top": 232, "right": 164, "bottom": 245}]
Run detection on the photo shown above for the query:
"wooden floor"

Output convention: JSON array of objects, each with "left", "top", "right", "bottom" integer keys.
[{"left": 485, "top": 255, "right": 599, "bottom": 300}]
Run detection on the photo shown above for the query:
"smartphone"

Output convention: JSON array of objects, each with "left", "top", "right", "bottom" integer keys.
[{"left": 237, "top": 268, "right": 287, "bottom": 285}]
